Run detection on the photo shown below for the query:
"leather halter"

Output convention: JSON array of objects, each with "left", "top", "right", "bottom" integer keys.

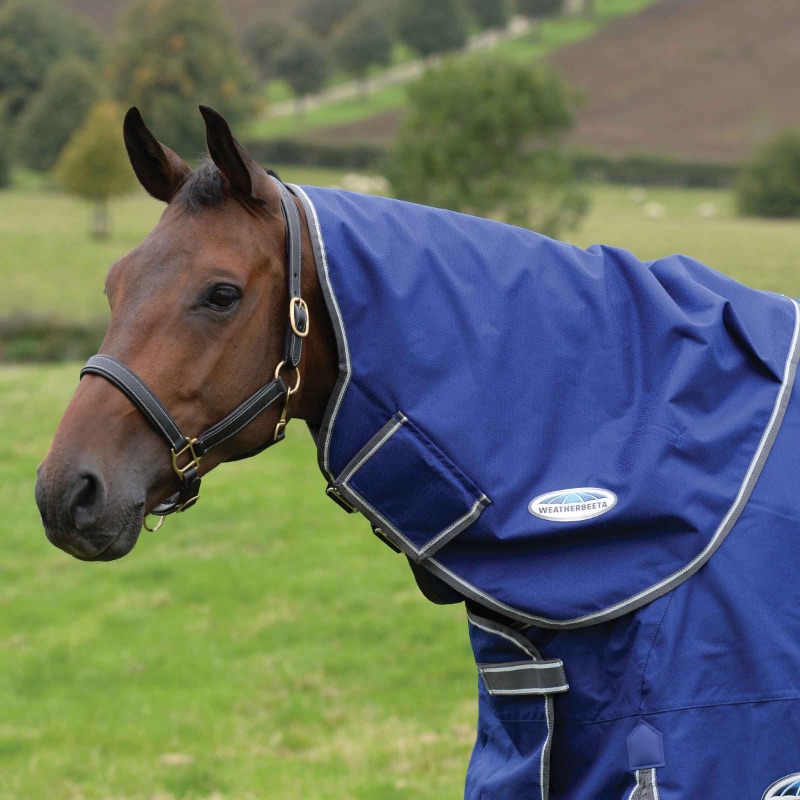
[{"left": 80, "top": 176, "right": 309, "bottom": 530}]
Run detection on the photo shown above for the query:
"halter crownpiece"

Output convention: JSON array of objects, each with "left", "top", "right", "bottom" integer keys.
[{"left": 79, "top": 177, "right": 308, "bottom": 531}]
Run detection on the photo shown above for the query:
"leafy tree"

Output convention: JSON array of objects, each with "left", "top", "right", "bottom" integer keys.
[
  {"left": 55, "top": 102, "right": 137, "bottom": 238},
  {"left": 0, "top": 0, "right": 101, "bottom": 121},
  {"left": 515, "top": 0, "right": 563, "bottom": 17},
  {"left": 244, "top": 17, "right": 292, "bottom": 80},
  {"left": 0, "top": 117, "right": 11, "bottom": 188},
  {"left": 15, "top": 58, "right": 101, "bottom": 172},
  {"left": 736, "top": 131, "right": 800, "bottom": 219},
  {"left": 297, "top": 0, "right": 357, "bottom": 40},
  {"left": 332, "top": 5, "right": 394, "bottom": 85},
  {"left": 387, "top": 55, "right": 588, "bottom": 236},
  {"left": 395, "top": 0, "right": 469, "bottom": 57},
  {"left": 469, "top": 0, "right": 510, "bottom": 29},
  {"left": 273, "top": 30, "right": 332, "bottom": 101},
  {"left": 108, "top": 0, "right": 258, "bottom": 158}
]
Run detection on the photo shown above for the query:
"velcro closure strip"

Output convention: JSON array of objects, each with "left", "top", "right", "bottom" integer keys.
[{"left": 478, "top": 659, "right": 569, "bottom": 695}]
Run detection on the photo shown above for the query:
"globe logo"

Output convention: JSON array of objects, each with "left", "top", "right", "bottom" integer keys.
[
  {"left": 528, "top": 486, "right": 617, "bottom": 522},
  {"left": 764, "top": 775, "right": 800, "bottom": 799}
]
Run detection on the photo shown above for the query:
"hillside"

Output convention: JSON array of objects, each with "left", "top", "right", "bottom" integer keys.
[
  {"left": 549, "top": 0, "right": 800, "bottom": 160},
  {"left": 306, "top": 0, "right": 800, "bottom": 163}
]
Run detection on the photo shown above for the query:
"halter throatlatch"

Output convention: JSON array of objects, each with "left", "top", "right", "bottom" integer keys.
[{"left": 80, "top": 177, "right": 308, "bottom": 530}]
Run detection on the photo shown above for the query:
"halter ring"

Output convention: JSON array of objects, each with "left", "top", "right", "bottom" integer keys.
[
  {"left": 274, "top": 360, "right": 301, "bottom": 395},
  {"left": 143, "top": 514, "right": 165, "bottom": 533}
]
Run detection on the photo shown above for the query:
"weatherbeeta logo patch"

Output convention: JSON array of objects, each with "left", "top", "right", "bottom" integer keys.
[
  {"left": 763, "top": 775, "right": 800, "bottom": 798},
  {"left": 528, "top": 487, "right": 617, "bottom": 522}
]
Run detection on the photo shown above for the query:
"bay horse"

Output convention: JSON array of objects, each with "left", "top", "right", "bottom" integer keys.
[{"left": 36, "top": 107, "right": 800, "bottom": 800}]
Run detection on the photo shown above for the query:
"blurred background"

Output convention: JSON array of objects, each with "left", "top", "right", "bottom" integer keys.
[{"left": 2, "top": 0, "right": 800, "bottom": 797}]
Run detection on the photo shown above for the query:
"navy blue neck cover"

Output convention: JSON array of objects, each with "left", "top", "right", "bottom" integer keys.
[{"left": 294, "top": 185, "right": 800, "bottom": 629}]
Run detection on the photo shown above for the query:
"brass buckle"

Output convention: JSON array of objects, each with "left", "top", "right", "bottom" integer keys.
[
  {"left": 170, "top": 437, "right": 202, "bottom": 478},
  {"left": 273, "top": 361, "right": 301, "bottom": 441},
  {"left": 289, "top": 297, "right": 310, "bottom": 338}
]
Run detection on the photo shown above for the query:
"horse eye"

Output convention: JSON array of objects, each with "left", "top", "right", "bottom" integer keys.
[{"left": 206, "top": 285, "right": 240, "bottom": 310}]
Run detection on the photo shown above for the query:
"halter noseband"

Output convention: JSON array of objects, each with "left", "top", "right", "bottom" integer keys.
[{"left": 79, "top": 177, "right": 309, "bottom": 531}]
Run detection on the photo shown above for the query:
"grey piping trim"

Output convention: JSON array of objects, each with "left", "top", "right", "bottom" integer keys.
[
  {"left": 291, "top": 185, "right": 351, "bottom": 485},
  {"left": 417, "top": 496, "right": 488, "bottom": 557},
  {"left": 427, "top": 298, "right": 800, "bottom": 629},
  {"left": 337, "top": 414, "right": 405, "bottom": 485},
  {"left": 628, "top": 768, "right": 660, "bottom": 800},
  {"left": 542, "top": 695, "right": 554, "bottom": 800},
  {"left": 466, "top": 610, "right": 540, "bottom": 659}
]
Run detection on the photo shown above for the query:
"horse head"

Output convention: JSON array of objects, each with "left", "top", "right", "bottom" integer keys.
[{"left": 35, "top": 106, "right": 335, "bottom": 561}]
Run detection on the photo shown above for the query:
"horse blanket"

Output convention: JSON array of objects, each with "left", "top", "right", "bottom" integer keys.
[{"left": 293, "top": 184, "right": 800, "bottom": 799}]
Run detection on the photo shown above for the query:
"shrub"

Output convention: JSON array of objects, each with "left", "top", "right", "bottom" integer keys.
[{"left": 736, "top": 131, "right": 800, "bottom": 218}]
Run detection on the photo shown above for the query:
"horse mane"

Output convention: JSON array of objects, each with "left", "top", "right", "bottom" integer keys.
[{"left": 177, "top": 159, "right": 282, "bottom": 213}]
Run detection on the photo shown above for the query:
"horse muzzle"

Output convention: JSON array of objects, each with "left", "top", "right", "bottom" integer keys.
[{"left": 35, "top": 458, "right": 145, "bottom": 561}]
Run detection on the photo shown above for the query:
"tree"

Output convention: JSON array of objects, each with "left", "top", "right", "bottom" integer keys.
[
  {"left": 108, "top": 0, "right": 258, "bottom": 158},
  {"left": 332, "top": 5, "right": 394, "bottom": 86},
  {"left": 244, "top": 17, "right": 293, "bottom": 81},
  {"left": 515, "top": 0, "right": 563, "bottom": 17},
  {"left": 0, "top": 118, "right": 11, "bottom": 188},
  {"left": 395, "top": 0, "right": 469, "bottom": 58},
  {"left": 736, "top": 131, "right": 800, "bottom": 219},
  {"left": 387, "top": 55, "right": 588, "bottom": 236},
  {"left": 297, "top": 0, "right": 357, "bottom": 40},
  {"left": 15, "top": 58, "right": 101, "bottom": 172},
  {"left": 273, "top": 30, "right": 332, "bottom": 102},
  {"left": 55, "top": 102, "right": 137, "bottom": 238},
  {"left": 0, "top": 0, "right": 102, "bottom": 121},
  {"left": 469, "top": 0, "right": 510, "bottom": 30}
]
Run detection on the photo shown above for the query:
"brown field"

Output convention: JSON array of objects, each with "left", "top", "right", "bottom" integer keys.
[
  {"left": 301, "top": 0, "right": 800, "bottom": 162},
  {"left": 550, "top": 0, "right": 800, "bottom": 160}
]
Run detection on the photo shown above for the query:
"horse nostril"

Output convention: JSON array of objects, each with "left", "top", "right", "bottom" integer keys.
[{"left": 69, "top": 471, "right": 107, "bottom": 530}]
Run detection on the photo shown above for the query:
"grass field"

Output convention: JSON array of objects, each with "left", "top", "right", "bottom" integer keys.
[
  {"left": 4, "top": 173, "right": 800, "bottom": 798},
  {"left": 1, "top": 366, "right": 476, "bottom": 799},
  {"left": 4, "top": 176, "right": 800, "bottom": 326}
]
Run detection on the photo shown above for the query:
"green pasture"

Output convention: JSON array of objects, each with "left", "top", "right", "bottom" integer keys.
[
  {"left": 246, "top": 0, "right": 657, "bottom": 141},
  {"left": 4, "top": 177, "right": 800, "bottom": 327},
  {"left": 4, "top": 171, "right": 800, "bottom": 798},
  {"left": 1, "top": 366, "right": 476, "bottom": 799}
]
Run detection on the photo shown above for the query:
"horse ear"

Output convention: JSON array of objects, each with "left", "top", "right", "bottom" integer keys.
[
  {"left": 199, "top": 104, "right": 273, "bottom": 201},
  {"left": 123, "top": 107, "right": 191, "bottom": 203}
]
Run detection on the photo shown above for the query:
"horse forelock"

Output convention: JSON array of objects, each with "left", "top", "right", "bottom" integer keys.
[{"left": 176, "top": 160, "right": 280, "bottom": 215}]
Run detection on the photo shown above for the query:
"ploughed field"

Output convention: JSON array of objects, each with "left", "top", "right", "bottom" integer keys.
[{"left": 3, "top": 174, "right": 800, "bottom": 798}]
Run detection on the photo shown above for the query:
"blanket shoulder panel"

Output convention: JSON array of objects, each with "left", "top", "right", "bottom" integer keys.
[{"left": 299, "top": 185, "right": 800, "bottom": 627}]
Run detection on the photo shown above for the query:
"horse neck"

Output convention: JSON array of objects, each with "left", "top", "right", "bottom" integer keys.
[{"left": 291, "top": 195, "right": 338, "bottom": 427}]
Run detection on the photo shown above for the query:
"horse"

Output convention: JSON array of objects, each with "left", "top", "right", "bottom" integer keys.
[{"left": 36, "top": 106, "right": 800, "bottom": 800}]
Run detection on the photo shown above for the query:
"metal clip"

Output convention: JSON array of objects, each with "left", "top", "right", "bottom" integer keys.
[{"left": 325, "top": 484, "right": 358, "bottom": 514}]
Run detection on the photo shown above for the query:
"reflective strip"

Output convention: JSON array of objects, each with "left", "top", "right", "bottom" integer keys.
[
  {"left": 478, "top": 660, "right": 569, "bottom": 695},
  {"left": 627, "top": 768, "right": 660, "bottom": 800}
]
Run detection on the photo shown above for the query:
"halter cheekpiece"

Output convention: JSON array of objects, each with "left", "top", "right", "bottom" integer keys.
[{"left": 80, "top": 176, "right": 308, "bottom": 531}]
